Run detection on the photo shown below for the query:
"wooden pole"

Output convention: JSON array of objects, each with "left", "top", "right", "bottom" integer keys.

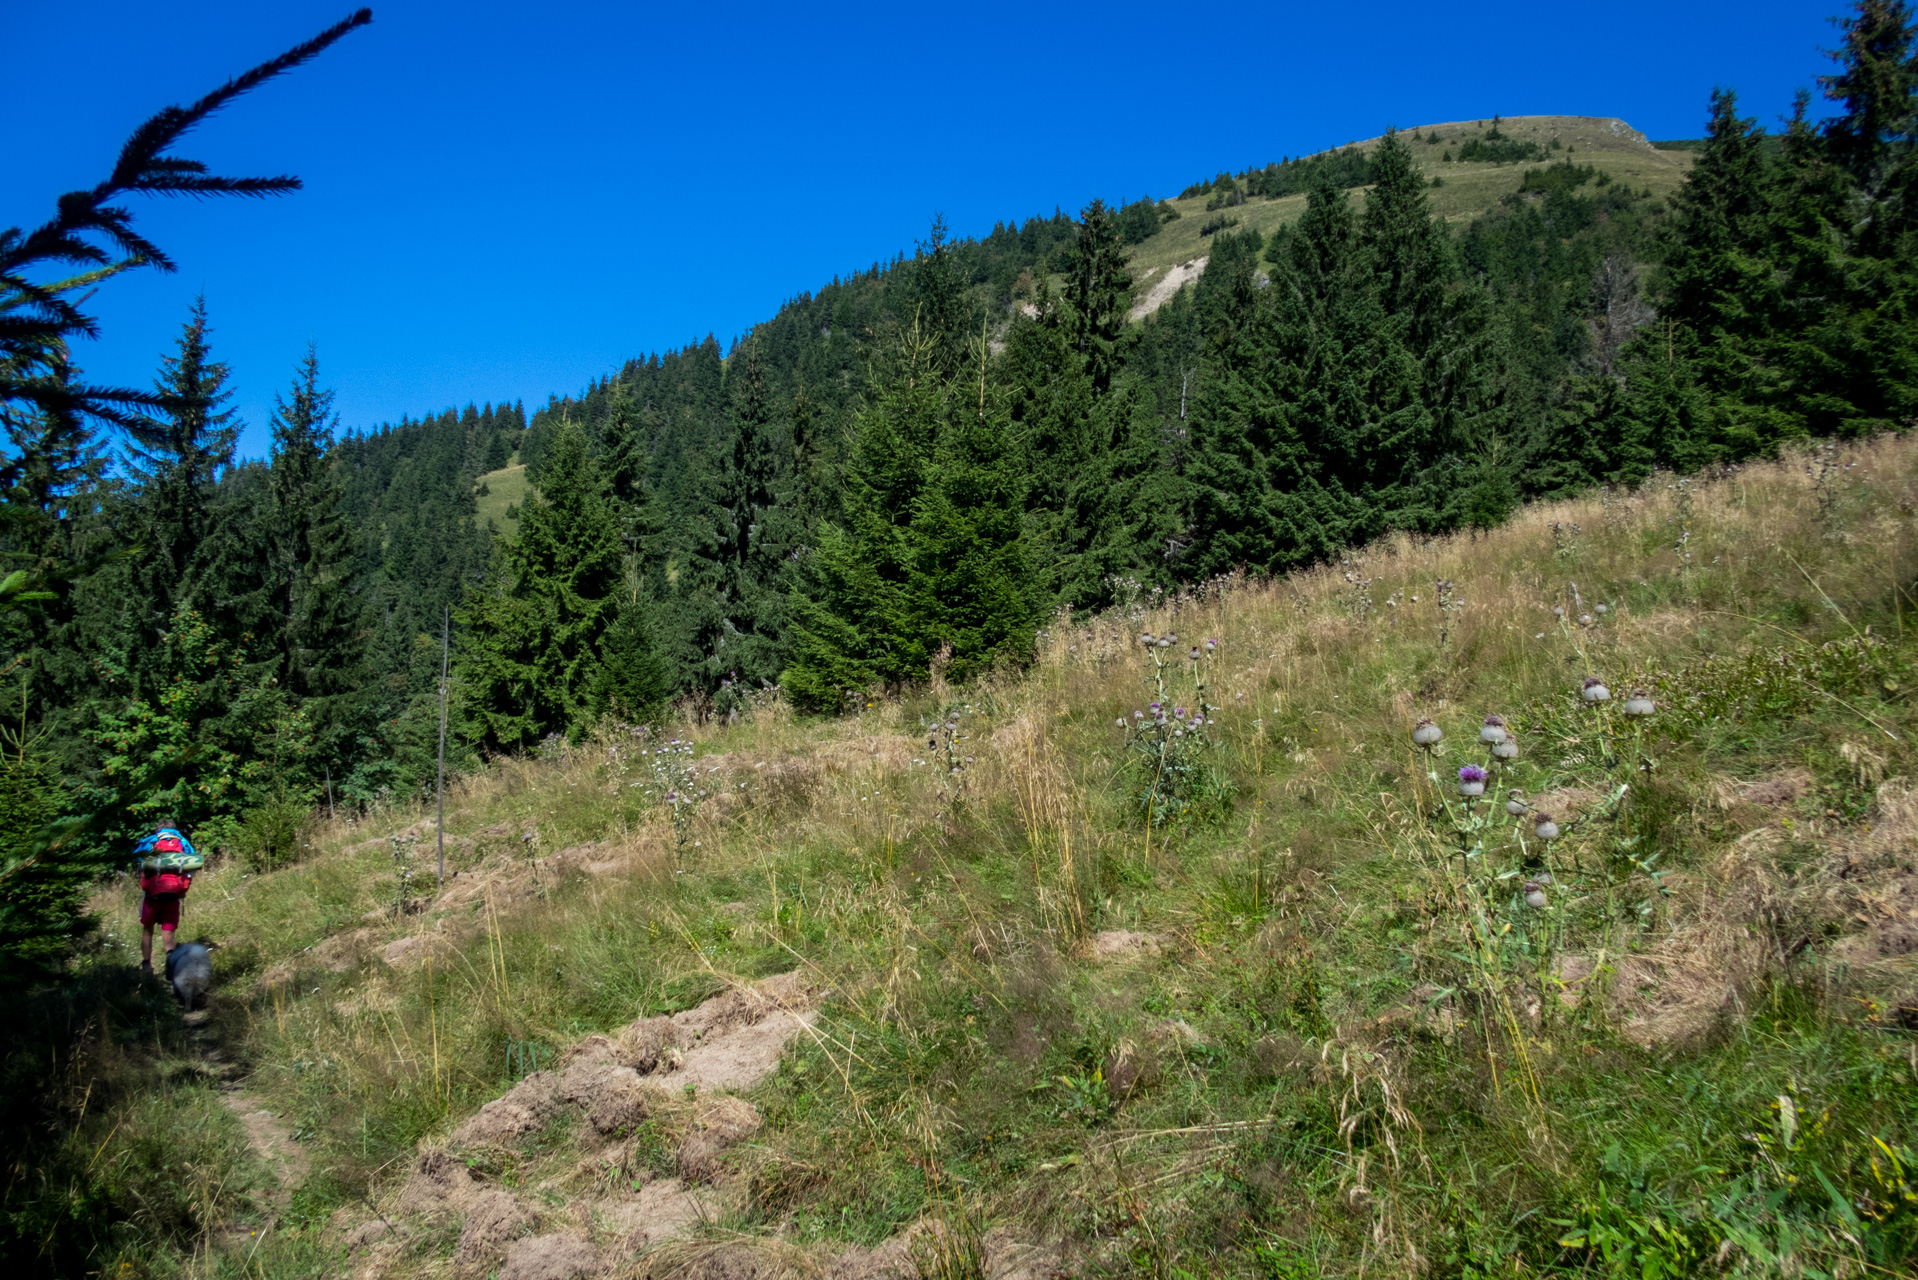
[{"left": 437, "top": 607, "right": 449, "bottom": 885}]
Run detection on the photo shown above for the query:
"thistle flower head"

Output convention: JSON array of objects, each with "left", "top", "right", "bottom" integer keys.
[
  {"left": 1205, "top": 638, "right": 1218, "bottom": 651},
  {"left": 1188, "top": 647, "right": 1201, "bottom": 661},
  {"left": 1141, "top": 632, "right": 1156, "bottom": 646},
  {"left": 1173, "top": 707, "right": 1187, "bottom": 720},
  {"left": 1491, "top": 736, "right": 1519, "bottom": 760},
  {"left": 1411, "top": 718, "right": 1443, "bottom": 746},
  {"left": 1532, "top": 812, "right": 1560, "bottom": 840},
  {"left": 1524, "top": 881, "right": 1549, "bottom": 909},
  {"left": 1506, "top": 789, "right": 1528, "bottom": 816},
  {"left": 1479, "top": 714, "right": 1508, "bottom": 745},
  {"left": 1582, "top": 677, "right": 1611, "bottom": 703},
  {"left": 1621, "top": 689, "right": 1656, "bottom": 717},
  {"left": 1458, "top": 765, "right": 1488, "bottom": 784}
]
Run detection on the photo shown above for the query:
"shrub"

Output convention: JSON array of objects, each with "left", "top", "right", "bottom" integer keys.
[{"left": 229, "top": 794, "right": 313, "bottom": 873}]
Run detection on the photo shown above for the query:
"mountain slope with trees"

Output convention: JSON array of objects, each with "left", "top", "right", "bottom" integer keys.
[{"left": 1, "top": 0, "right": 1914, "bottom": 994}]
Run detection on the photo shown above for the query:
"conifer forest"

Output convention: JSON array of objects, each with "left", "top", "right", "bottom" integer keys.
[{"left": 6, "top": 4, "right": 1918, "bottom": 1277}]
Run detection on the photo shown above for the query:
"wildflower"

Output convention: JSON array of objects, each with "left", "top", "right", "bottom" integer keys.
[
  {"left": 1491, "top": 736, "right": 1519, "bottom": 761},
  {"left": 1621, "top": 689, "right": 1655, "bottom": 717},
  {"left": 1173, "top": 707, "right": 1187, "bottom": 720},
  {"left": 1506, "top": 788, "right": 1528, "bottom": 816},
  {"left": 1205, "top": 638, "right": 1218, "bottom": 651},
  {"left": 1579, "top": 614, "right": 1593, "bottom": 625},
  {"left": 1523, "top": 880, "right": 1548, "bottom": 909},
  {"left": 1582, "top": 676, "right": 1611, "bottom": 703},
  {"left": 1479, "top": 714, "right": 1508, "bottom": 745},
  {"left": 1133, "top": 710, "right": 1144, "bottom": 720},
  {"left": 1553, "top": 606, "right": 1564, "bottom": 618},
  {"left": 1457, "top": 764, "right": 1488, "bottom": 796},
  {"left": 1412, "top": 718, "right": 1443, "bottom": 746},
  {"left": 1115, "top": 718, "right": 1127, "bottom": 729},
  {"left": 1158, "top": 637, "right": 1172, "bottom": 648},
  {"left": 1188, "top": 647, "right": 1201, "bottom": 661},
  {"left": 1532, "top": 813, "right": 1559, "bottom": 841},
  {"left": 1141, "top": 632, "right": 1156, "bottom": 646},
  {"left": 1595, "top": 603, "right": 1609, "bottom": 615},
  {"left": 1149, "top": 702, "right": 1162, "bottom": 713}
]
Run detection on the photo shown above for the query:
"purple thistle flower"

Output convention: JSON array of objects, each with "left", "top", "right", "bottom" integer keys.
[
  {"left": 1173, "top": 707, "right": 1187, "bottom": 720},
  {"left": 1458, "top": 765, "right": 1488, "bottom": 784}
]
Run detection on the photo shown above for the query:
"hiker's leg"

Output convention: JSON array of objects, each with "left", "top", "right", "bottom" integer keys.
[
  {"left": 141, "top": 922, "right": 153, "bottom": 967},
  {"left": 153, "top": 894, "right": 180, "bottom": 955}
]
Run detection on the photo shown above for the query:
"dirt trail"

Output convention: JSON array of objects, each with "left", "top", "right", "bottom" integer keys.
[{"left": 179, "top": 994, "right": 311, "bottom": 1229}]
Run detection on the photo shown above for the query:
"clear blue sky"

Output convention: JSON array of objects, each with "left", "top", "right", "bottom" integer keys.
[{"left": 7, "top": 0, "right": 1844, "bottom": 459}]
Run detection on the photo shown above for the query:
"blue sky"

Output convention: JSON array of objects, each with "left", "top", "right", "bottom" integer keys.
[{"left": 6, "top": 0, "right": 1843, "bottom": 459}]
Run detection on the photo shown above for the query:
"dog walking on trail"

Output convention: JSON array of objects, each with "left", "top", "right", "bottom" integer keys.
[{"left": 133, "top": 822, "right": 201, "bottom": 974}]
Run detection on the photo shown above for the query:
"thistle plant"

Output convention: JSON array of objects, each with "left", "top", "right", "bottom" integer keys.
[
  {"left": 644, "top": 737, "right": 703, "bottom": 852},
  {"left": 388, "top": 831, "right": 420, "bottom": 917},
  {"left": 1123, "top": 637, "right": 1225, "bottom": 827},
  {"left": 925, "top": 708, "right": 971, "bottom": 828}
]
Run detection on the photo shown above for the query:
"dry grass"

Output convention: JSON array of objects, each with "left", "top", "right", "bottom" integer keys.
[{"left": 82, "top": 435, "right": 1918, "bottom": 1278}]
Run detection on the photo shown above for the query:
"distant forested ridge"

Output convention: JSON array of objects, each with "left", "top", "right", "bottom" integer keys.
[{"left": 3, "top": 1, "right": 1914, "bottom": 923}]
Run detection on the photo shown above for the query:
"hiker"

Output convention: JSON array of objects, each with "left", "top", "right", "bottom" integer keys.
[{"left": 134, "top": 821, "right": 200, "bottom": 974}]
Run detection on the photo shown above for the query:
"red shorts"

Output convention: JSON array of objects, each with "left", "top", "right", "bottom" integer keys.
[{"left": 140, "top": 894, "right": 181, "bottom": 930}]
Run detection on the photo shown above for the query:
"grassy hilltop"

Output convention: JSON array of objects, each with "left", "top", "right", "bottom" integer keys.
[
  {"left": 52, "top": 436, "right": 1918, "bottom": 1278},
  {"left": 1126, "top": 115, "right": 1692, "bottom": 310}
]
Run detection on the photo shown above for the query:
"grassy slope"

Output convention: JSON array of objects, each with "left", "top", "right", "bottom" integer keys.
[
  {"left": 87, "top": 437, "right": 1918, "bottom": 1277},
  {"left": 475, "top": 459, "right": 530, "bottom": 537},
  {"left": 1126, "top": 115, "right": 1693, "bottom": 296}
]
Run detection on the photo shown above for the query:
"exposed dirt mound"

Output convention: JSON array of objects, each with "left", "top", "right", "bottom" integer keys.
[
  {"left": 678, "top": 1095, "right": 763, "bottom": 1183},
  {"left": 499, "top": 1231, "right": 600, "bottom": 1280},
  {"left": 398, "top": 1148, "right": 480, "bottom": 1215},
  {"left": 1090, "top": 929, "right": 1163, "bottom": 960},
  {"left": 455, "top": 1189, "right": 533, "bottom": 1279}
]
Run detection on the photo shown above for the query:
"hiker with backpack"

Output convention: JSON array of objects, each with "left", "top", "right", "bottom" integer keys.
[{"left": 133, "top": 822, "right": 202, "bottom": 974}]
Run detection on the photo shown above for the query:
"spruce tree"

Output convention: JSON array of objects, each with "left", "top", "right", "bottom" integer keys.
[
  {"left": 458, "top": 422, "right": 623, "bottom": 750},
  {"left": 123, "top": 298, "right": 239, "bottom": 651},
  {"left": 1063, "top": 198, "right": 1134, "bottom": 395},
  {"left": 908, "top": 341, "right": 1040, "bottom": 684},
  {"left": 1660, "top": 89, "right": 1799, "bottom": 457},
  {"left": 784, "top": 324, "right": 942, "bottom": 711},
  {"left": 1820, "top": 0, "right": 1918, "bottom": 206},
  {"left": 265, "top": 347, "right": 362, "bottom": 767}
]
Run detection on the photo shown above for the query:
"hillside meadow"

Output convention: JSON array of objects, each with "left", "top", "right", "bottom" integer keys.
[
  {"left": 1123, "top": 115, "right": 1693, "bottom": 305},
  {"left": 24, "top": 434, "right": 1917, "bottom": 1279}
]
